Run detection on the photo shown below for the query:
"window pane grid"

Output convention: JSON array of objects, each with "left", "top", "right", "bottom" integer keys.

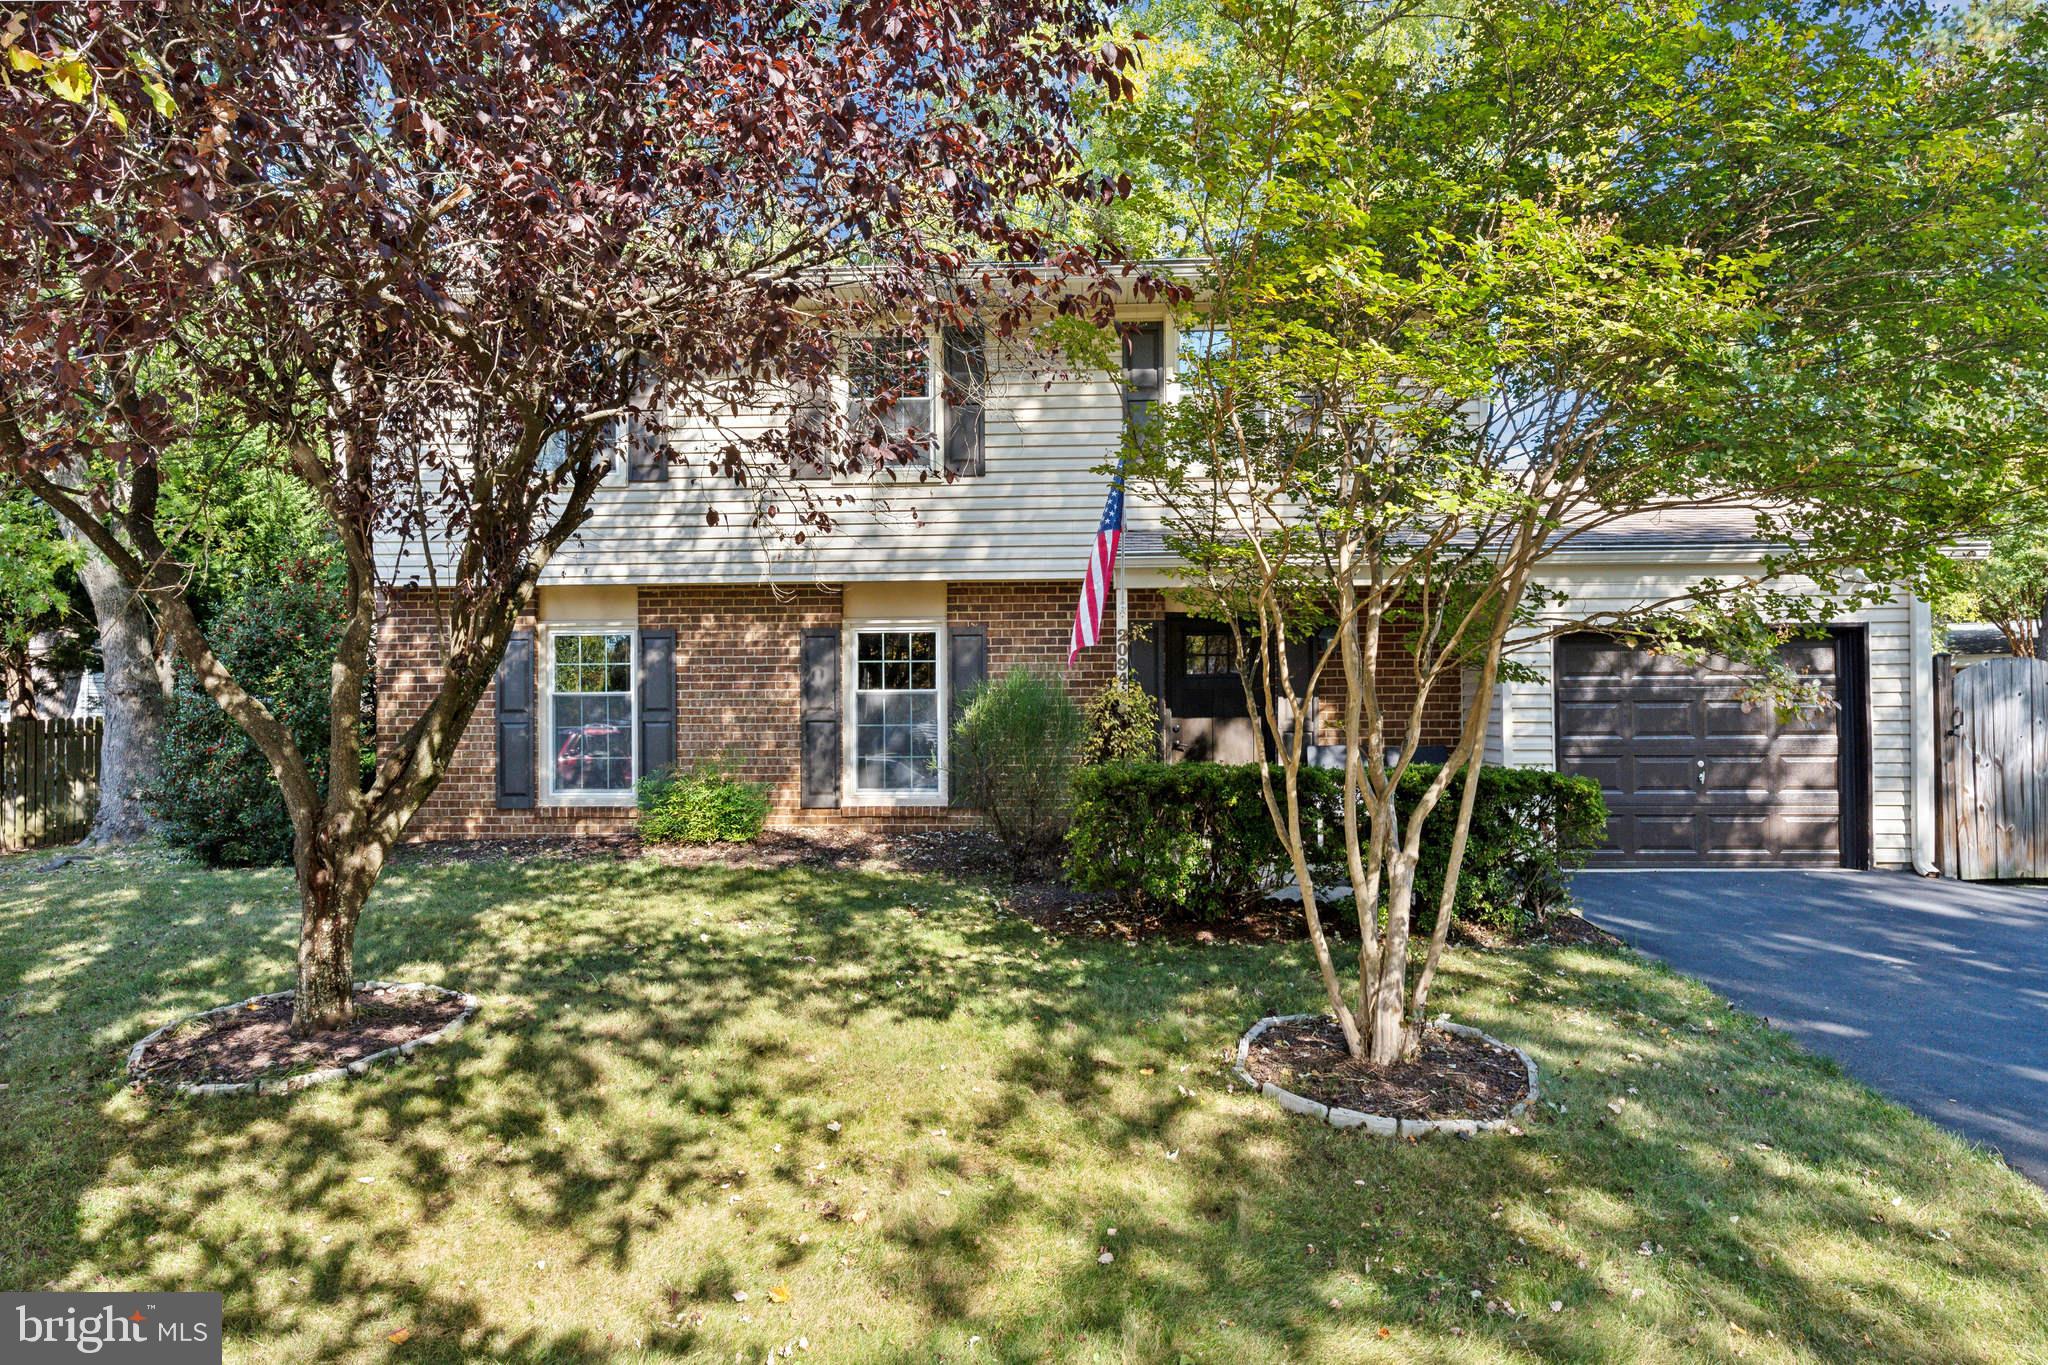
[
  {"left": 853, "top": 629, "right": 940, "bottom": 794},
  {"left": 847, "top": 334, "right": 936, "bottom": 466},
  {"left": 551, "top": 631, "right": 633, "bottom": 795},
  {"left": 1185, "top": 633, "right": 1237, "bottom": 677}
]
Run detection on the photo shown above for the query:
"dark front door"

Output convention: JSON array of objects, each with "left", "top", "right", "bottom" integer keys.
[
  {"left": 1555, "top": 633, "right": 1846, "bottom": 865},
  {"left": 1162, "top": 617, "right": 1264, "bottom": 763}
]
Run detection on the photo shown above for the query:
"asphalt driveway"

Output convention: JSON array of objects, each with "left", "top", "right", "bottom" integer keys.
[{"left": 1572, "top": 869, "right": 2048, "bottom": 1187}]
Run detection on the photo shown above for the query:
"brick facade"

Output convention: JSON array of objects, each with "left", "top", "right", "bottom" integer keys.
[
  {"left": 376, "top": 581, "right": 1467, "bottom": 842},
  {"left": 1310, "top": 632, "right": 1468, "bottom": 750}
]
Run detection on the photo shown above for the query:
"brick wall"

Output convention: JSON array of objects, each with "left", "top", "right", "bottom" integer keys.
[
  {"left": 1310, "top": 630, "right": 1467, "bottom": 750},
  {"left": 379, "top": 580, "right": 1138, "bottom": 841},
  {"left": 377, "top": 581, "right": 1468, "bottom": 843}
]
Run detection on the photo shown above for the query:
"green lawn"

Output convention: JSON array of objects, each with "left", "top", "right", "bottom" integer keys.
[{"left": 2, "top": 849, "right": 2044, "bottom": 1363}]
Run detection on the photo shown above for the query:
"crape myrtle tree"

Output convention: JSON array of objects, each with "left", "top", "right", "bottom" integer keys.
[
  {"left": 1933, "top": 519, "right": 2048, "bottom": 656},
  {"left": 1108, "top": 0, "right": 2048, "bottom": 1063},
  {"left": 0, "top": 0, "right": 1151, "bottom": 1033}
]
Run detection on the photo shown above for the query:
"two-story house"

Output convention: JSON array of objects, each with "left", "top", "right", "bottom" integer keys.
[{"left": 374, "top": 294, "right": 1943, "bottom": 873}]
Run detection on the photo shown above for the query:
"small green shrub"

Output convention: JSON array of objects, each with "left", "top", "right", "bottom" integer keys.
[
  {"left": 637, "top": 761, "right": 770, "bottom": 843},
  {"left": 1081, "top": 675, "right": 1162, "bottom": 764},
  {"left": 146, "top": 564, "right": 353, "bottom": 867},
  {"left": 950, "top": 667, "right": 1087, "bottom": 870},
  {"left": 1065, "top": 762, "right": 1339, "bottom": 918},
  {"left": 1065, "top": 759, "right": 1606, "bottom": 933}
]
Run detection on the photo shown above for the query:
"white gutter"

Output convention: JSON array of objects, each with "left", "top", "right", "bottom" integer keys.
[{"left": 1909, "top": 589, "right": 1940, "bottom": 875}]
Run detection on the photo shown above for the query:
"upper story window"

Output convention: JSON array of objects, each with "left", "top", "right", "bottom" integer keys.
[
  {"left": 846, "top": 334, "right": 938, "bottom": 469},
  {"left": 1178, "top": 325, "right": 1229, "bottom": 382},
  {"left": 535, "top": 427, "right": 630, "bottom": 485}
]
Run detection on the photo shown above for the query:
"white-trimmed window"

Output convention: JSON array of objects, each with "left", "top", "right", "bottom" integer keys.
[
  {"left": 543, "top": 626, "right": 637, "bottom": 803},
  {"left": 845, "top": 333, "right": 940, "bottom": 469},
  {"left": 845, "top": 624, "right": 945, "bottom": 801}
]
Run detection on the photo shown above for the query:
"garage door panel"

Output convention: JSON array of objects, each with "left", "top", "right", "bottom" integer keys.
[
  {"left": 1704, "top": 700, "right": 1774, "bottom": 736},
  {"left": 1558, "top": 701, "right": 1627, "bottom": 742},
  {"left": 1557, "top": 633, "right": 1842, "bottom": 865},
  {"left": 1629, "top": 814, "right": 1702, "bottom": 855},
  {"left": 1775, "top": 753, "right": 1843, "bottom": 792},
  {"left": 1633, "top": 756, "right": 1700, "bottom": 794},
  {"left": 1631, "top": 701, "right": 1696, "bottom": 738}
]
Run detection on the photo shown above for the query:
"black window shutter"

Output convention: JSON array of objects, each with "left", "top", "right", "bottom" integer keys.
[
  {"left": 942, "top": 327, "right": 986, "bottom": 478},
  {"left": 638, "top": 629, "right": 676, "bottom": 780},
  {"left": 624, "top": 362, "right": 667, "bottom": 482},
  {"left": 791, "top": 399, "right": 833, "bottom": 483},
  {"left": 948, "top": 627, "right": 988, "bottom": 724},
  {"left": 800, "top": 628, "right": 840, "bottom": 808},
  {"left": 496, "top": 631, "right": 536, "bottom": 809},
  {"left": 1121, "top": 322, "right": 1165, "bottom": 433},
  {"left": 1132, "top": 620, "right": 1164, "bottom": 701},
  {"left": 947, "top": 627, "right": 988, "bottom": 808}
]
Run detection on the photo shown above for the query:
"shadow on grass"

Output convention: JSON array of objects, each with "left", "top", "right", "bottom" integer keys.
[{"left": 1, "top": 851, "right": 2045, "bottom": 1362}]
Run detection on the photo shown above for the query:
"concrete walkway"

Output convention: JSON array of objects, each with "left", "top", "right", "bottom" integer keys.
[{"left": 1571, "top": 869, "right": 2048, "bottom": 1187}]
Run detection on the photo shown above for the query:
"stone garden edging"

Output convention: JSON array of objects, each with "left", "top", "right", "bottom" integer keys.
[
  {"left": 1234, "top": 1012, "right": 1539, "bottom": 1138},
  {"left": 126, "top": 980, "right": 479, "bottom": 1098}
]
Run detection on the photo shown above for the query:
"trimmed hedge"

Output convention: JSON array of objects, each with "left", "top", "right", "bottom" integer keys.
[
  {"left": 1404, "top": 763, "right": 1607, "bottom": 936},
  {"left": 1064, "top": 760, "right": 1606, "bottom": 934},
  {"left": 1065, "top": 762, "right": 1339, "bottom": 918},
  {"left": 637, "top": 762, "right": 770, "bottom": 843}
]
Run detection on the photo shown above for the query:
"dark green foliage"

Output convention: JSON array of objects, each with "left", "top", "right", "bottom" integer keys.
[
  {"left": 1066, "top": 762, "right": 1341, "bottom": 918},
  {"left": 950, "top": 667, "right": 1086, "bottom": 870},
  {"left": 146, "top": 565, "right": 350, "bottom": 866},
  {"left": 1065, "top": 760, "right": 1606, "bottom": 933},
  {"left": 1080, "top": 675, "right": 1163, "bottom": 764},
  {"left": 637, "top": 761, "right": 770, "bottom": 844},
  {"left": 1403, "top": 764, "right": 1607, "bottom": 937}
]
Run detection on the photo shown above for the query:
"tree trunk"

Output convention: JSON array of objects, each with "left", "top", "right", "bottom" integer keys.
[
  {"left": 1366, "top": 854, "right": 1416, "bottom": 1065},
  {"left": 294, "top": 869, "right": 366, "bottom": 1034},
  {"left": 68, "top": 534, "right": 167, "bottom": 844}
]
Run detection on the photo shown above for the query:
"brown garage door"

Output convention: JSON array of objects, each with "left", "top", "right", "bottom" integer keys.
[{"left": 1555, "top": 634, "right": 1842, "bottom": 865}]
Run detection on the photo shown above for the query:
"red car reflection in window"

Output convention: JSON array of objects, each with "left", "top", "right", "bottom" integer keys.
[{"left": 555, "top": 725, "right": 626, "bottom": 790}]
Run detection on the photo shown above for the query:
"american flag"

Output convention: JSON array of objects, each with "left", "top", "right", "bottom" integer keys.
[{"left": 1068, "top": 464, "right": 1125, "bottom": 666}]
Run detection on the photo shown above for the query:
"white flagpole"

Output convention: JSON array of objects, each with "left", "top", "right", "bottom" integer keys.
[{"left": 1115, "top": 559, "right": 1129, "bottom": 681}]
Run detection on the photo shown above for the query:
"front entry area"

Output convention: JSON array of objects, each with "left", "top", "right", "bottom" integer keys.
[
  {"left": 1159, "top": 616, "right": 1263, "bottom": 763},
  {"left": 1555, "top": 631, "right": 1871, "bottom": 867}
]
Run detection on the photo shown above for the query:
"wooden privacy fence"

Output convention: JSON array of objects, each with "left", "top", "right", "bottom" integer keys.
[
  {"left": 0, "top": 717, "right": 102, "bottom": 851},
  {"left": 1936, "top": 655, "right": 2048, "bottom": 881}
]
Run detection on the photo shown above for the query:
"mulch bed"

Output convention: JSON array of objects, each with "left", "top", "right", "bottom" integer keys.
[
  {"left": 131, "top": 986, "right": 469, "bottom": 1088},
  {"left": 1534, "top": 912, "right": 1626, "bottom": 949},
  {"left": 1241, "top": 1015, "right": 1530, "bottom": 1121}
]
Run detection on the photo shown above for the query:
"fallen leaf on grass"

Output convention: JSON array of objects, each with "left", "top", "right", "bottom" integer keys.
[
  {"left": 387, "top": 1328, "right": 412, "bottom": 1345},
  {"left": 768, "top": 1284, "right": 791, "bottom": 1303}
]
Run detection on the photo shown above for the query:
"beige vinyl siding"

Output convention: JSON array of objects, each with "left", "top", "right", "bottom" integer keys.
[
  {"left": 376, "top": 352, "right": 1140, "bottom": 588},
  {"left": 1490, "top": 565, "right": 1921, "bottom": 868}
]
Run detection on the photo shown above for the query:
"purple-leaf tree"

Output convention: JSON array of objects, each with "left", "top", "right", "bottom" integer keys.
[{"left": 0, "top": 0, "right": 1150, "bottom": 1032}]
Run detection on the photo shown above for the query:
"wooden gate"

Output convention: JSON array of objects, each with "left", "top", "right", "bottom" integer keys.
[
  {"left": 0, "top": 717, "right": 103, "bottom": 852},
  {"left": 1936, "top": 656, "right": 2048, "bottom": 880}
]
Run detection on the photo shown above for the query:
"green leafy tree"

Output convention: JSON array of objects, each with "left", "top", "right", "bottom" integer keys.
[
  {"left": 0, "top": 491, "right": 87, "bottom": 718},
  {"left": 1113, "top": 0, "right": 2048, "bottom": 1064},
  {"left": 1934, "top": 523, "right": 2048, "bottom": 656},
  {"left": 147, "top": 565, "right": 354, "bottom": 866}
]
